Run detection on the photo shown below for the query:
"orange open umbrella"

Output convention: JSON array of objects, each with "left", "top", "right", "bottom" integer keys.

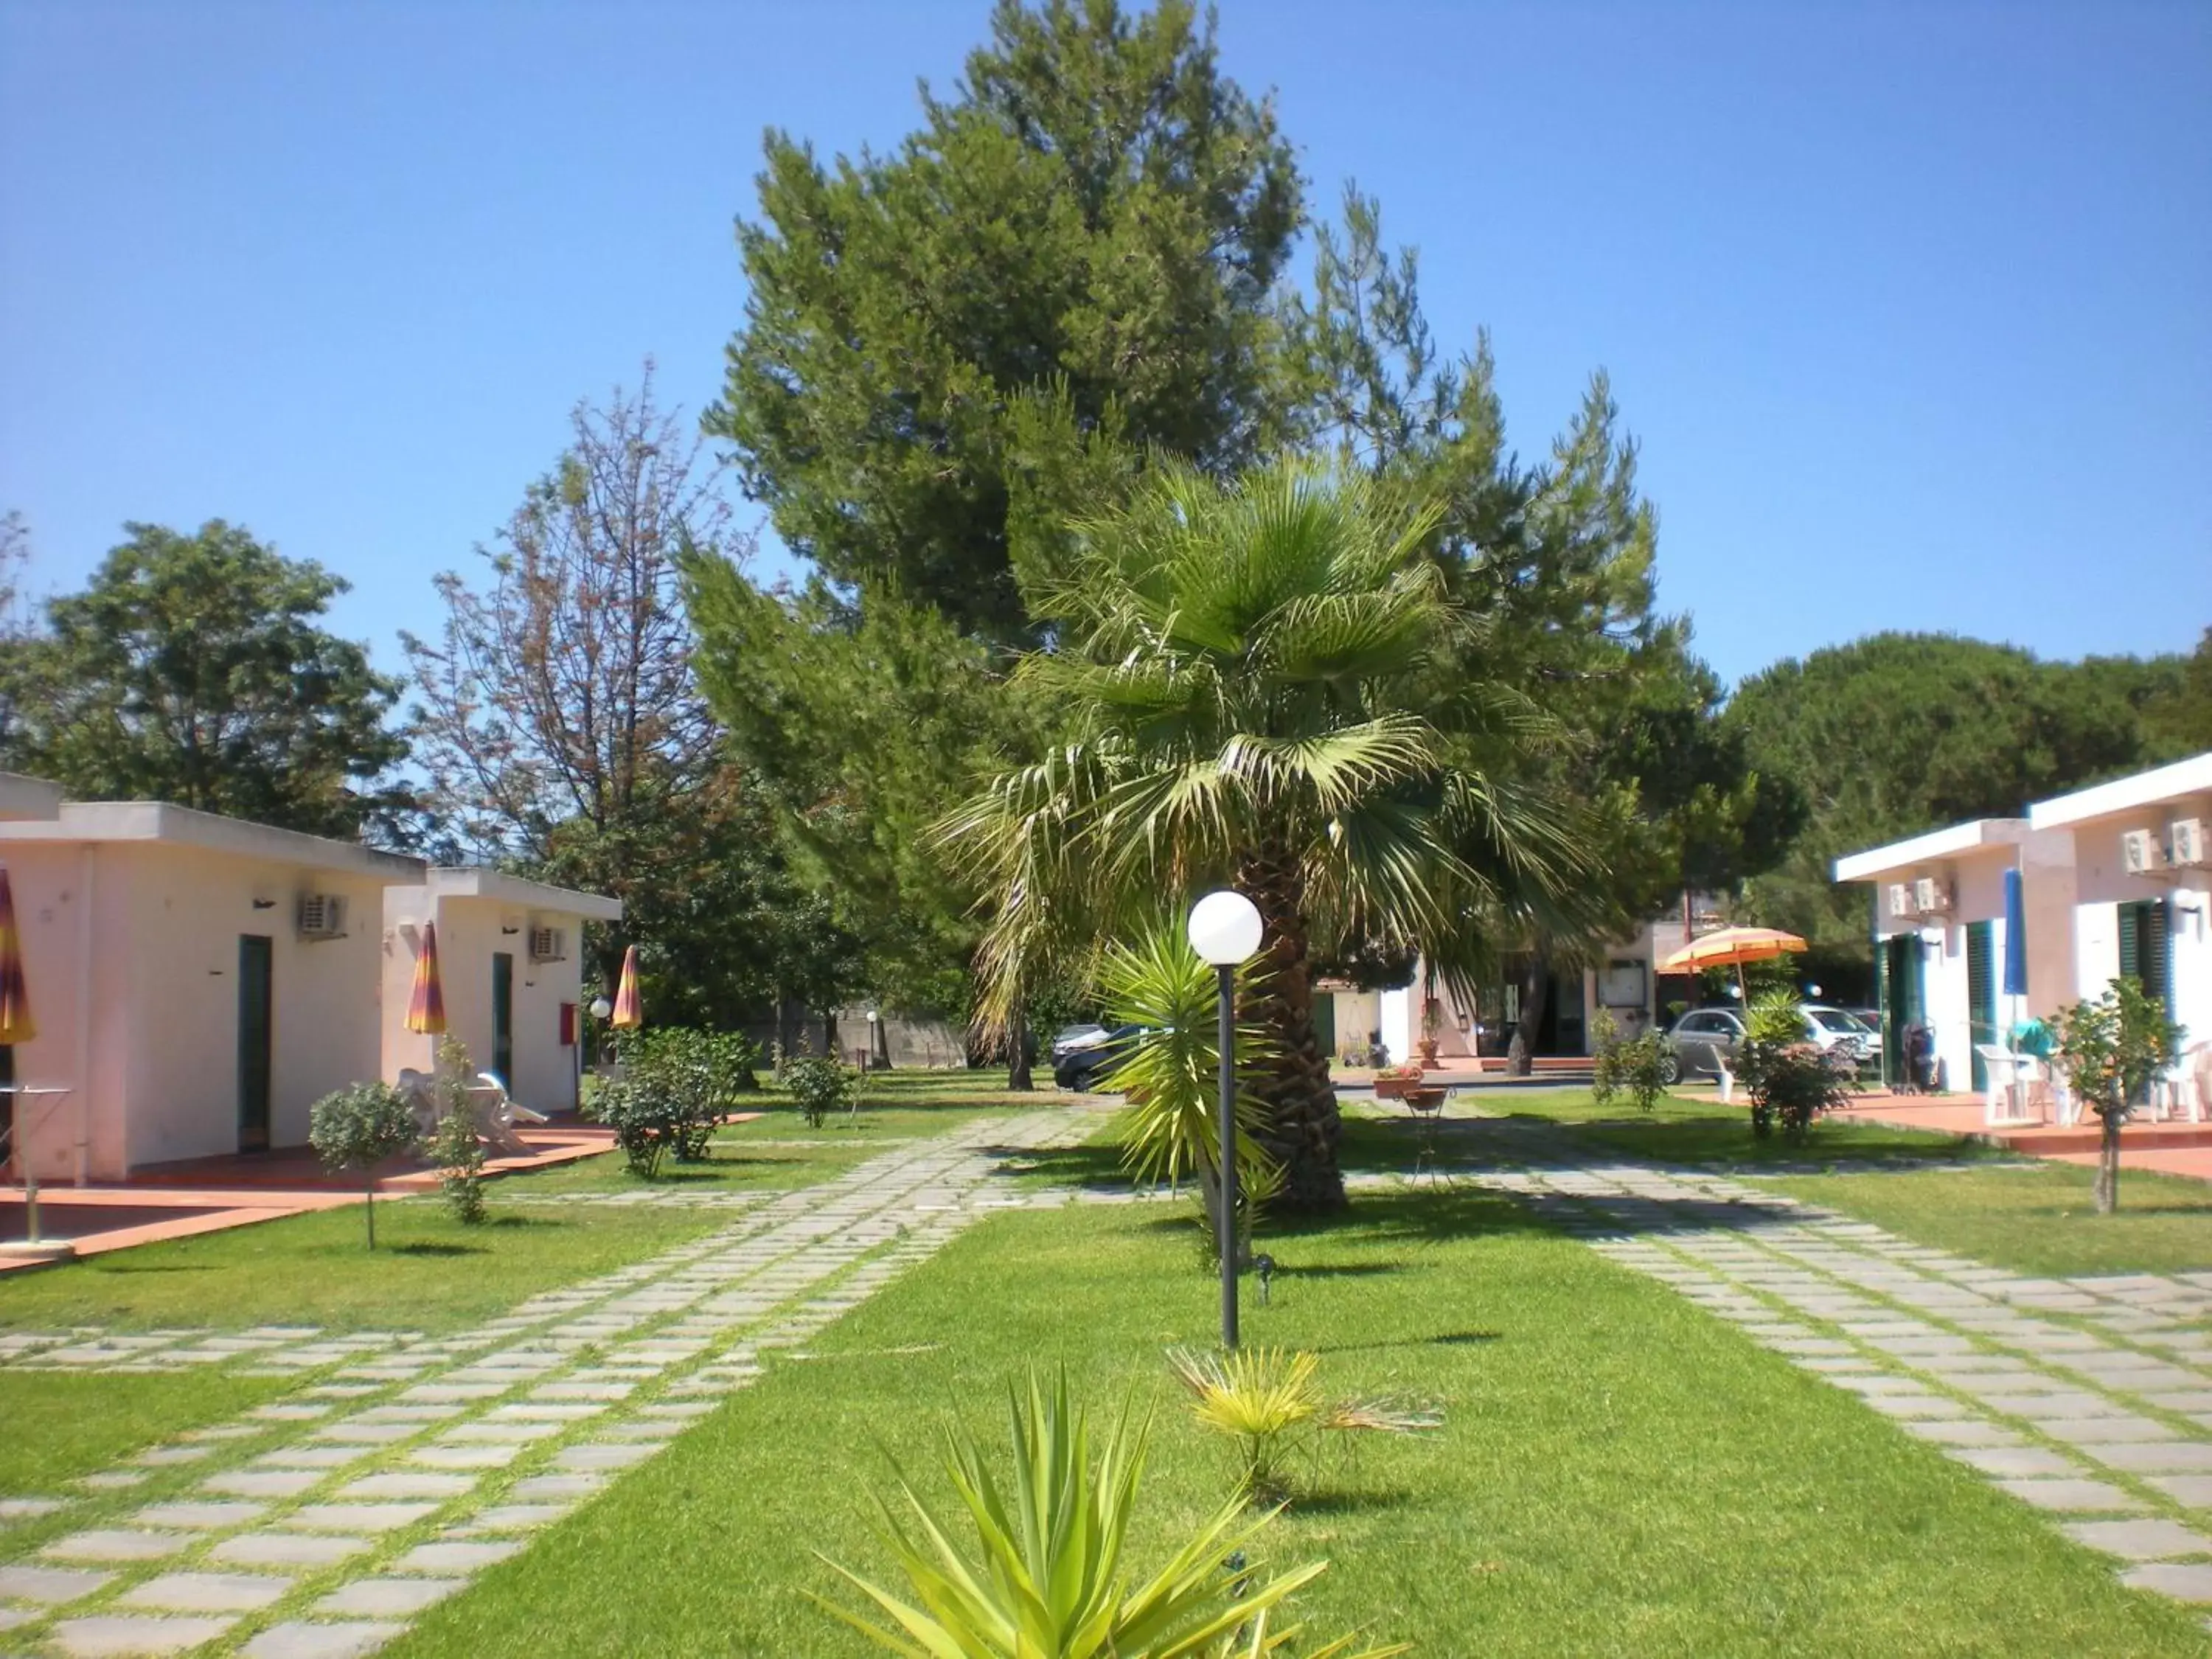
[
  {"left": 406, "top": 920, "right": 448, "bottom": 1035},
  {"left": 1658, "top": 925, "right": 1808, "bottom": 1006},
  {"left": 0, "top": 867, "right": 35, "bottom": 1046},
  {"left": 611, "top": 944, "right": 643, "bottom": 1030}
]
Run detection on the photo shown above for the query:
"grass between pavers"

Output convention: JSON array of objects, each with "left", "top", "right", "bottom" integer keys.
[
  {"left": 512, "top": 1138, "right": 879, "bottom": 1197},
  {"left": 387, "top": 1189, "right": 2204, "bottom": 1657},
  {"left": 0, "top": 1368, "right": 288, "bottom": 1496},
  {"left": 1751, "top": 1162, "right": 2212, "bottom": 1278},
  {"left": 0, "top": 1200, "right": 728, "bottom": 1335}
]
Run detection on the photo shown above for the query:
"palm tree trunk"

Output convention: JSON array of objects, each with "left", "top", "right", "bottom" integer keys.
[
  {"left": 1007, "top": 998, "right": 1033, "bottom": 1091},
  {"left": 1237, "top": 845, "right": 1346, "bottom": 1212}
]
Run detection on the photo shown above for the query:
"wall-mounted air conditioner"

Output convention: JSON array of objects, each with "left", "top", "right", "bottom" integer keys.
[
  {"left": 1886, "top": 883, "right": 1915, "bottom": 921},
  {"left": 297, "top": 894, "right": 348, "bottom": 940},
  {"left": 2121, "top": 828, "right": 2168, "bottom": 876},
  {"left": 529, "top": 925, "right": 568, "bottom": 964},
  {"left": 1913, "top": 877, "right": 1952, "bottom": 915},
  {"left": 2168, "top": 817, "right": 2206, "bottom": 869}
]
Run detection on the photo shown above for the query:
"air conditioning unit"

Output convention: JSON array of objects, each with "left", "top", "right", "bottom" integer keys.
[
  {"left": 529, "top": 925, "right": 568, "bottom": 964},
  {"left": 2121, "top": 828, "right": 2168, "bottom": 876},
  {"left": 2168, "top": 817, "right": 2207, "bottom": 869},
  {"left": 1886, "top": 883, "right": 1916, "bottom": 921},
  {"left": 296, "top": 893, "right": 348, "bottom": 940},
  {"left": 1913, "top": 877, "right": 1952, "bottom": 915}
]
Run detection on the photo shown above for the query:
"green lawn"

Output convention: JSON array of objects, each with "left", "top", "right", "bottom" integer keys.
[
  {"left": 389, "top": 1185, "right": 2203, "bottom": 1658},
  {"left": 1434, "top": 1088, "right": 2000, "bottom": 1171},
  {"left": 1753, "top": 1162, "right": 2212, "bottom": 1277},
  {"left": 0, "top": 1368, "right": 286, "bottom": 1496},
  {"left": 512, "top": 1137, "right": 878, "bottom": 1196},
  {"left": 0, "top": 1200, "right": 726, "bottom": 1334}
]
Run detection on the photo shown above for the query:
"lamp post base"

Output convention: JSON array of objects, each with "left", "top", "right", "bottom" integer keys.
[{"left": 0, "top": 1239, "right": 75, "bottom": 1262}]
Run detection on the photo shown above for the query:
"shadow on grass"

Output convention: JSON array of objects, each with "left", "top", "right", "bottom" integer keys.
[
  {"left": 1287, "top": 1486, "right": 1421, "bottom": 1516},
  {"left": 389, "top": 1241, "right": 490, "bottom": 1258}
]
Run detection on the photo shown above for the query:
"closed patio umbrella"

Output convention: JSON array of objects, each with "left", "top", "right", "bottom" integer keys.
[
  {"left": 1658, "top": 925, "right": 1809, "bottom": 1007},
  {"left": 611, "top": 944, "right": 643, "bottom": 1030},
  {"left": 2002, "top": 867, "right": 2029, "bottom": 1001},
  {"left": 0, "top": 868, "right": 34, "bottom": 1046},
  {"left": 406, "top": 921, "right": 448, "bottom": 1035}
]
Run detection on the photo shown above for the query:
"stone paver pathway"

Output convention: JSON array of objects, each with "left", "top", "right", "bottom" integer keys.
[
  {"left": 0, "top": 1107, "right": 1091, "bottom": 1656},
  {"left": 1453, "top": 1137, "right": 2212, "bottom": 1621}
]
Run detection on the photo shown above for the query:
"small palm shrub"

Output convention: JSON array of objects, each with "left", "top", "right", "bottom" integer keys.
[
  {"left": 1167, "top": 1347, "right": 1440, "bottom": 1506},
  {"left": 1100, "top": 922, "right": 1277, "bottom": 1267},
  {"left": 308, "top": 1082, "right": 420, "bottom": 1248},
  {"left": 817, "top": 1370, "right": 1408, "bottom": 1658},
  {"left": 785, "top": 1053, "right": 858, "bottom": 1127},
  {"left": 1590, "top": 1011, "right": 1669, "bottom": 1113}
]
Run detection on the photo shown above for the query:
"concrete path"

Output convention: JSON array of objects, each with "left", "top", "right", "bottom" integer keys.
[
  {"left": 1456, "top": 1140, "right": 2212, "bottom": 1622},
  {"left": 0, "top": 1107, "right": 1091, "bottom": 1657}
]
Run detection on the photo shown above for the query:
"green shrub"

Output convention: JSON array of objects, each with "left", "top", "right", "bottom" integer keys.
[
  {"left": 588, "top": 1074, "right": 690, "bottom": 1178},
  {"left": 1736, "top": 995, "right": 1852, "bottom": 1143},
  {"left": 308, "top": 1082, "right": 419, "bottom": 1248},
  {"left": 816, "top": 1370, "right": 1409, "bottom": 1658},
  {"left": 623, "top": 1028, "right": 759, "bottom": 1161},
  {"left": 1590, "top": 1011, "right": 1669, "bottom": 1113},
  {"left": 429, "top": 1035, "right": 487, "bottom": 1223},
  {"left": 2054, "top": 976, "right": 2184, "bottom": 1214},
  {"left": 785, "top": 1054, "right": 857, "bottom": 1128}
]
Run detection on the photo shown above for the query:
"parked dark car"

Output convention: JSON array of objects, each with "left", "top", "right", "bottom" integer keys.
[
  {"left": 1660, "top": 1007, "right": 1745, "bottom": 1082},
  {"left": 1052, "top": 1023, "right": 1155, "bottom": 1091}
]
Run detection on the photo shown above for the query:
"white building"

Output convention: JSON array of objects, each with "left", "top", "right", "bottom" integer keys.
[
  {"left": 0, "top": 778, "right": 617, "bottom": 1182},
  {"left": 1833, "top": 751, "right": 2211, "bottom": 1085}
]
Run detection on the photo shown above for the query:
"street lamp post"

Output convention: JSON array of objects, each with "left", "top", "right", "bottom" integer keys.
[
  {"left": 588, "top": 995, "right": 613, "bottom": 1068},
  {"left": 1187, "top": 888, "right": 1265, "bottom": 1349}
]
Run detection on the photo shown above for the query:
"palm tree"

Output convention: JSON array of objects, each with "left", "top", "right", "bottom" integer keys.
[{"left": 937, "top": 459, "right": 1589, "bottom": 1209}]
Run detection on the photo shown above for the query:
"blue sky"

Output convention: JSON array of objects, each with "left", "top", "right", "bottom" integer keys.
[{"left": 2, "top": 0, "right": 2206, "bottom": 687}]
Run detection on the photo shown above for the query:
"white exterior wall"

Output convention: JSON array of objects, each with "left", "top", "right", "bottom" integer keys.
[
  {"left": 1863, "top": 846, "right": 2018, "bottom": 1092},
  {"left": 382, "top": 887, "right": 592, "bottom": 1116},
  {"left": 2068, "top": 819, "right": 2211, "bottom": 1044},
  {"left": 6, "top": 842, "right": 132, "bottom": 1182},
  {"left": 5, "top": 841, "right": 391, "bottom": 1178}
]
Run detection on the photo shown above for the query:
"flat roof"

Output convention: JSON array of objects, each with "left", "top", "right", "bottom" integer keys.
[
  {"left": 1833, "top": 818, "right": 2028, "bottom": 883},
  {"left": 0, "top": 800, "right": 427, "bottom": 880},
  {"left": 0, "top": 773, "right": 64, "bottom": 822},
  {"left": 2028, "top": 751, "right": 2212, "bottom": 831},
  {"left": 424, "top": 867, "right": 623, "bottom": 922}
]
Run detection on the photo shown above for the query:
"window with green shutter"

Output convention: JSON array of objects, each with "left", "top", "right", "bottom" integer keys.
[{"left": 2117, "top": 900, "right": 2174, "bottom": 1017}]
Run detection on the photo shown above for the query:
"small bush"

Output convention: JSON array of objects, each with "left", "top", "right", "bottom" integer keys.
[
  {"left": 1590, "top": 1011, "right": 1671, "bottom": 1113},
  {"left": 624, "top": 1028, "right": 759, "bottom": 1161},
  {"left": 428, "top": 1035, "right": 487, "bottom": 1222},
  {"left": 308, "top": 1082, "right": 420, "bottom": 1248},
  {"left": 785, "top": 1054, "right": 857, "bottom": 1128},
  {"left": 1737, "top": 997, "right": 1853, "bottom": 1143}
]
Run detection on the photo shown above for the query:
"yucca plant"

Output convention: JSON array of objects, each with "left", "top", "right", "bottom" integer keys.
[
  {"left": 1169, "top": 1348, "right": 1441, "bottom": 1506},
  {"left": 817, "top": 1371, "right": 1408, "bottom": 1658},
  {"left": 1099, "top": 922, "right": 1280, "bottom": 1268}
]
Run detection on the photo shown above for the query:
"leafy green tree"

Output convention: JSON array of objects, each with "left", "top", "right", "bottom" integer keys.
[
  {"left": 1280, "top": 189, "right": 1794, "bottom": 1040},
  {"left": 2053, "top": 977, "right": 2183, "bottom": 1215},
  {"left": 308, "top": 1082, "right": 420, "bottom": 1248},
  {"left": 939, "top": 460, "right": 1588, "bottom": 1209},
  {"left": 2126, "top": 627, "right": 2212, "bottom": 759},
  {"left": 706, "top": 0, "right": 1300, "bottom": 641},
  {"left": 0, "top": 521, "right": 407, "bottom": 838},
  {"left": 1726, "top": 633, "right": 2151, "bottom": 953}
]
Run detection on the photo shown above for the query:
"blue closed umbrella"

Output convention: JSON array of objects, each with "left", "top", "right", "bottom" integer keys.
[{"left": 2002, "top": 867, "right": 2029, "bottom": 998}]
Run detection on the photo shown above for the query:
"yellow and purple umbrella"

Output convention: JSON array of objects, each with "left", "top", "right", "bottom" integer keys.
[
  {"left": 406, "top": 920, "right": 448, "bottom": 1035},
  {"left": 611, "top": 944, "right": 643, "bottom": 1030},
  {"left": 0, "top": 866, "right": 34, "bottom": 1046},
  {"left": 1658, "top": 925, "right": 1808, "bottom": 1005}
]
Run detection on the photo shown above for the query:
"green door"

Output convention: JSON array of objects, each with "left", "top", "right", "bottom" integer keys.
[
  {"left": 237, "top": 935, "right": 273, "bottom": 1152},
  {"left": 1311, "top": 992, "right": 1336, "bottom": 1062},
  {"left": 492, "top": 953, "right": 515, "bottom": 1090},
  {"left": 2118, "top": 900, "right": 2174, "bottom": 1018},
  {"left": 1882, "top": 934, "right": 1923, "bottom": 1088},
  {"left": 1966, "top": 920, "right": 1996, "bottom": 1091}
]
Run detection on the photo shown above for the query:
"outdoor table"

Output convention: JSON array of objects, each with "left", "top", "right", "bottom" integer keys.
[{"left": 0, "top": 1085, "right": 76, "bottom": 1258}]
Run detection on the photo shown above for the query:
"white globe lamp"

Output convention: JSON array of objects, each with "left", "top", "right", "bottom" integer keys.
[{"left": 1187, "top": 889, "right": 1264, "bottom": 966}]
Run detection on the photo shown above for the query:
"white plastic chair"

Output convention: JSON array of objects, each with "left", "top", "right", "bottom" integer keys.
[
  {"left": 1976, "top": 1045, "right": 2027, "bottom": 1124},
  {"left": 1715, "top": 1057, "right": 1736, "bottom": 1106}
]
